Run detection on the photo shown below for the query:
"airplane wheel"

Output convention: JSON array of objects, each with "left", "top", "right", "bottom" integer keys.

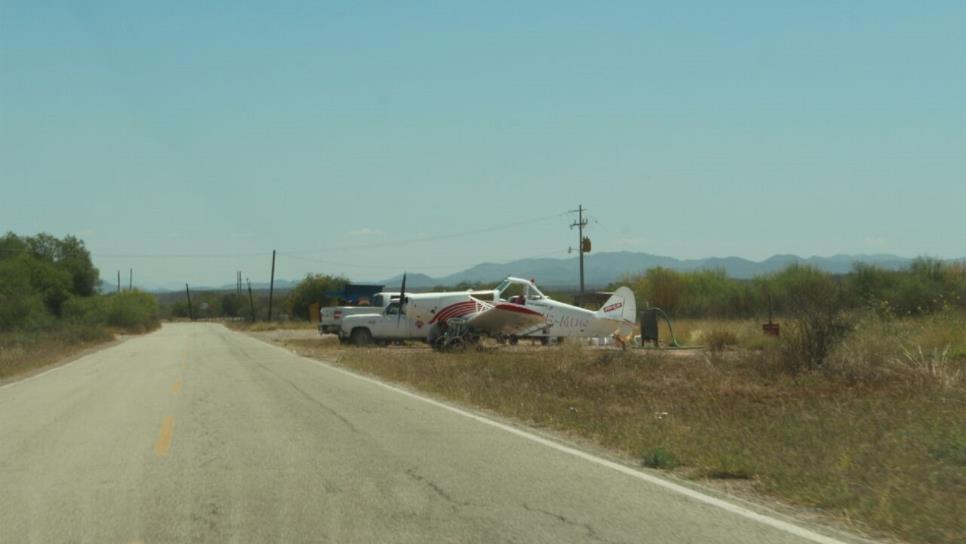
[
  {"left": 509, "top": 335, "right": 519, "bottom": 346},
  {"left": 444, "top": 337, "right": 467, "bottom": 352},
  {"left": 540, "top": 337, "right": 549, "bottom": 346}
]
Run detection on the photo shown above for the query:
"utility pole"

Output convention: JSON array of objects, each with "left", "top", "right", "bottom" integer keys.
[
  {"left": 129, "top": 268, "right": 133, "bottom": 291},
  {"left": 569, "top": 205, "right": 588, "bottom": 296},
  {"left": 267, "top": 250, "right": 276, "bottom": 321},
  {"left": 247, "top": 278, "right": 256, "bottom": 323},
  {"left": 185, "top": 283, "right": 194, "bottom": 320},
  {"left": 117, "top": 270, "right": 121, "bottom": 293}
]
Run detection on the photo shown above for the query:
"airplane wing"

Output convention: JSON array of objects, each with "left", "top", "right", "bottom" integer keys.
[{"left": 465, "top": 299, "right": 547, "bottom": 335}]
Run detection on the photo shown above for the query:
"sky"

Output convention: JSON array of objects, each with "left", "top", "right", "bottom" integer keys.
[{"left": 1, "top": 1, "right": 964, "bottom": 289}]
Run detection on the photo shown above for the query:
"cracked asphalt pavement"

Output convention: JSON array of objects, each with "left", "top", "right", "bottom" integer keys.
[{"left": 0, "top": 323, "right": 851, "bottom": 543}]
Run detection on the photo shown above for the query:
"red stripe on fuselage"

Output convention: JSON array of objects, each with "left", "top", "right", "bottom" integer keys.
[
  {"left": 493, "top": 303, "right": 542, "bottom": 316},
  {"left": 429, "top": 301, "right": 478, "bottom": 324}
]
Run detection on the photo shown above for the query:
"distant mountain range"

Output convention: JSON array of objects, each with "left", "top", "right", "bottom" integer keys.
[
  {"left": 112, "top": 252, "right": 960, "bottom": 293},
  {"left": 372, "top": 251, "right": 961, "bottom": 290}
]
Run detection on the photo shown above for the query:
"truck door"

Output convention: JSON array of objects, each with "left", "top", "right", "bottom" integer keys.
[{"left": 383, "top": 303, "right": 407, "bottom": 339}]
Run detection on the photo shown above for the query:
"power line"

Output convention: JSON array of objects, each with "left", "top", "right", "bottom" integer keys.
[
  {"left": 280, "top": 247, "right": 571, "bottom": 271},
  {"left": 3, "top": 211, "right": 571, "bottom": 260},
  {"left": 278, "top": 212, "right": 569, "bottom": 255}
]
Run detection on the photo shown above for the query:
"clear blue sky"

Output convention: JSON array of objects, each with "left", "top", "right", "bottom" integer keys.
[{"left": 2, "top": 1, "right": 964, "bottom": 288}]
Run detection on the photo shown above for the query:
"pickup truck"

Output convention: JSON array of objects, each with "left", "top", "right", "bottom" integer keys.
[
  {"left": 318, "top": 292, "right": 397, "bottom": 335},
  {"left": 338, "top": 301, "right": 421, "bottom": 345}
]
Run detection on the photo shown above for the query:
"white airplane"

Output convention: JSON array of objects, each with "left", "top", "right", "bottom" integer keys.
[{"left": 396, "top": 276, "right": 637, "bottom": 350}]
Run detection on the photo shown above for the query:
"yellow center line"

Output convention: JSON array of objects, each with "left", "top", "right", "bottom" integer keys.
[
  {"left": 154, "top": 416, "right": 175, "bottom": 457},
  {"left": 171, "top": 379, "right": 183, "bottom": 394}
]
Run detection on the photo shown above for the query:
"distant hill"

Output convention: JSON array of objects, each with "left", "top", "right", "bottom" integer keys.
[
  {"left": 371, "top": 252, "right": 957, "bottom": 289},
  {"left": 118, "top": 252, "right": 958, "bottom": 294}
]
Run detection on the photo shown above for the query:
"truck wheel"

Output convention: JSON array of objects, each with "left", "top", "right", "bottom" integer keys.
[{"left": 350, "top": 328, "right": 373, "bottom": 346}]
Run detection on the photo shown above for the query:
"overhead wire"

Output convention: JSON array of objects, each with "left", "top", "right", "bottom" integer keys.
[
  {"left": 3, "top": 210, "right": 572, "bottom": 260},
  {"left": 279, "top": 247, "right": 571, "bottom": 271}
]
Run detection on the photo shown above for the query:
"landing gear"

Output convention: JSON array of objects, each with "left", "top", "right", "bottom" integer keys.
[{"left": 431, "top": 317, "right": 479, "bottom": 352}]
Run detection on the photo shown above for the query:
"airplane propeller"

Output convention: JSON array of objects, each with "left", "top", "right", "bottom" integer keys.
[{"left": 397, "top": 272, "right": 406, "bottom": 325}]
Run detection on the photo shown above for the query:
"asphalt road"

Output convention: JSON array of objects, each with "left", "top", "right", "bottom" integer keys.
[{"left": 0, "top": 323, "right": 858, "bottom": 543}]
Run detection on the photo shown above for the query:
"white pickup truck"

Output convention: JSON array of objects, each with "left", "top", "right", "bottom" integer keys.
[
  {"left": 318, "top": 292, "right": 397, "bottom": 335},
  {"left": 338, "top": 301, "right": 420, "bottom": 345}
]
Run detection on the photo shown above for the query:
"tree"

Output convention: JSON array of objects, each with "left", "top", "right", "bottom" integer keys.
[
  {"left": 288, "top": 274, "right": 348, "bottom": 321},
  {"left": 0, "top": 232, "right": 99, "bottom": 297}
]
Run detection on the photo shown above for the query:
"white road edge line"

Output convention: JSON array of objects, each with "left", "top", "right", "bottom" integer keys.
[{"left": 289, "top": 351, "right": 857, "bottom": 544}]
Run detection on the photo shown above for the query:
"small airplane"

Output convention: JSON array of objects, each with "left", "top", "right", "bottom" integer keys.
[{"left": 394, "top": 275, "right": 637, "bottom": 350}]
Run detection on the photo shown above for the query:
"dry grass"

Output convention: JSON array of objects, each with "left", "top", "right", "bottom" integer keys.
[
  {"left": 653, "top": 318, "right": 779, "bottom": 350},
  {"left": 0, "top": 325, "right": 115, "bottom": 382},
  {"left": 225, "top": 320, "right": 319, "bottom": 332},
  {"left": 255, "top": 316, "right": 966, "bottom": 544}
]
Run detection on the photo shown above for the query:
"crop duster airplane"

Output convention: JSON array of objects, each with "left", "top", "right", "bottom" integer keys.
[{"left": 393, "top": 275, "right": 637, "bottom": 350}]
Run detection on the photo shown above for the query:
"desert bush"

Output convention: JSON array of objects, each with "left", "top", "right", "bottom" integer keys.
[
  {"left": 703, "top": 329, "right": 739, "bottom": 352},
  {"left": 764, "top": 265, "right": 852, "bottom": 370},
  {"left": 105, "top": 291, "right": 160, "bottom": 331},
  {"left": 71, "top": 291, "right": 160, "bottom": 332}
]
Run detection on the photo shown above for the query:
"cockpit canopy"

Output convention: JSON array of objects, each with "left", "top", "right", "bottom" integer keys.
[{"left": 496, "top": 277, "right": 547, "bottom": 302}]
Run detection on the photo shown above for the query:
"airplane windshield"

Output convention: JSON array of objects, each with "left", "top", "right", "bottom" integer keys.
[
  {"left": 525, "top": 284, "right": 545, "bottom": 300},
  {"left": 495, "top": 279, "right": 512, "bottom": 296}
]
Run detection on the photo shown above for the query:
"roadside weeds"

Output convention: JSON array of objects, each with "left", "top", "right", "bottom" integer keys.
[{"left": 241, "top": 323, "right": 965, "bottom": 544}]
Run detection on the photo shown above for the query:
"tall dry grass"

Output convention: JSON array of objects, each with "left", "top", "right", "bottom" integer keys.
[{"left": 262, "top": 311, "right": 966, "bottom": 544}]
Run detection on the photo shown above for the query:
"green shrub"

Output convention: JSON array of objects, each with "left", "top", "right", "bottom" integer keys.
[
  {"left": 63, "top": 295, "right": 108, "bottom": 325},
  {"left": 641, "top": 447, "right": 678, "bottom": 469},
  {"left": 102, "top": 291, "right": 160, "bottom": 332}
]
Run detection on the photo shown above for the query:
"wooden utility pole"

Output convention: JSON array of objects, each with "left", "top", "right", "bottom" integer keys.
[
  {"left": 247, "top": 278, "right": 256, "bottom": 323},
  {"left": 116, "top": 270, "right": 121, "bottom": 293},
  {"left": 185, "top": 283, "right": 194, "bottom": 320},
  {"left": 129, "top": 268, "right": 133, "bottom": 291},
  {"left": 267, "top": 250, "right": 276, "bottom": 321},
  {"left": 570, "top": 205, "right": 588, "bottom": 296}
]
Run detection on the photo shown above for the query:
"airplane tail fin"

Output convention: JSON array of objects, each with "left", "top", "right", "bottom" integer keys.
[{"left": 596, "top": 286, "right": 636, "bottom": 324}]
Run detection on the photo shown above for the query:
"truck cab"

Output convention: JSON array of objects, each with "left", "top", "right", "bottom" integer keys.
[
  {"left": 339, "top": 301, "right": 418, "bottom": 345},
  {"left": 319, "top": 291, "right": 396, "bottom": 334}
]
